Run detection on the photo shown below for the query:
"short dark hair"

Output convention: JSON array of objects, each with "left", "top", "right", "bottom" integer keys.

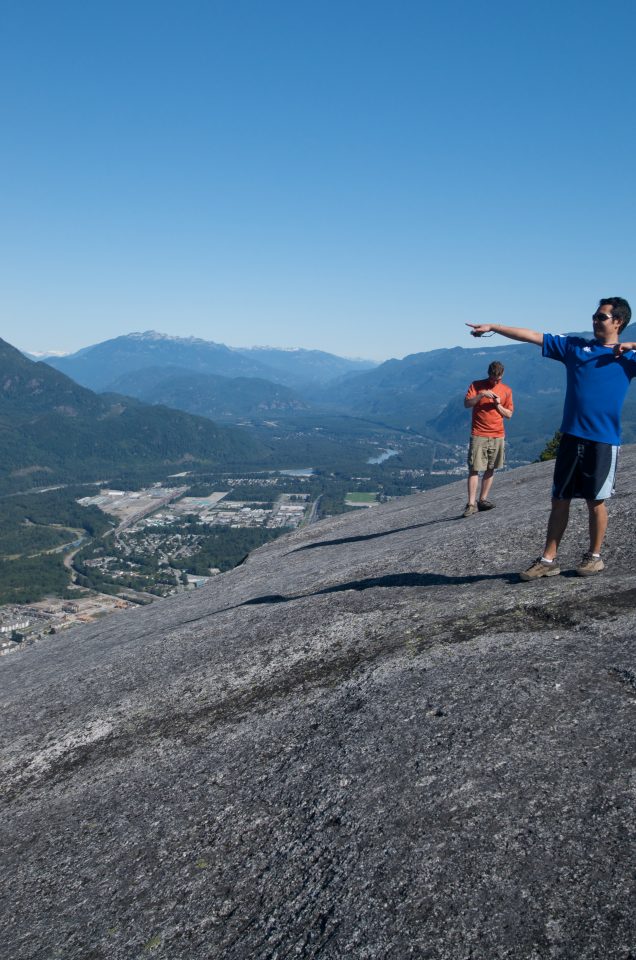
[
  {"left": 599, "top": 297, "right": 632, "bottom": 334},
  {"left": 488, "top": 361, "right": 504, "bottom": 378}
]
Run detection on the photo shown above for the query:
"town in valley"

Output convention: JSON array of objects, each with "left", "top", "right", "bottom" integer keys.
[{"left": 1, "top": 438, "right": 478, "bottom": 652}]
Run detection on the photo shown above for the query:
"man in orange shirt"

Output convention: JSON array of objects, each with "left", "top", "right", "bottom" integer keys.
[{"left": 462, "top": 360, "right": 514, "bottom": 517}]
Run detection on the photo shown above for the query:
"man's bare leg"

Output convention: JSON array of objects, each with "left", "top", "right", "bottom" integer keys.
[
  {"left": 479, "top": 468, "right": 495, "bottom": 502},
  {"left": 587, "top": 499, "right": 607, "bottom": 554},
  {"left": 543, "top": 498, "right": 571, "bottom": 560},
  {"left": 467, "top": 471, "right": 479, "bottom": 505}
]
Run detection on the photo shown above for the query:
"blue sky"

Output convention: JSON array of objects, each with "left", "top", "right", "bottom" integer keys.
[{"left": 1, "top": 0, "right": 634, "bottom": 361}]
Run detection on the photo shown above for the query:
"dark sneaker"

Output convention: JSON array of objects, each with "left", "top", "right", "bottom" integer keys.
[
  {"left": 576, "top": 552, "right": 604, "bottom": 576},
  {"left": 519, "top": 557, "right": 560, "bottom": 581},
  {"left": 462, "top": 503, "right": 478, "bottom": 517},
  {"left": 477, "top": 499, "right": 495, "bottom": 511}
]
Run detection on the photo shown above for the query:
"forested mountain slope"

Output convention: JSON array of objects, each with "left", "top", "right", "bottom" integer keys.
[
  {"left": 106, "top": 365, "right": 310, "bottom": 419},
  {"left": 0, "top": 338, "right": 263, "bottom": 493}
]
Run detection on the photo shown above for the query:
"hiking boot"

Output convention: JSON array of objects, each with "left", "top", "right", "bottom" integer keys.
[
  {"left": 576, "top": 552, "right": 604, "bottom": 576},
  {"left": 477, "top": 499, "right": 495, "bottom": 511},
  {"left": 519, "top": 557, "right": 560, "bottom": 581},
  {"left": 462, "top": 503, "right": 478, "bottom": 517}
]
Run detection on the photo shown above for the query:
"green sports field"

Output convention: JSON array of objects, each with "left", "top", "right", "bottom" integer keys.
[{"left": 345, "top": 492, "right": 378, "bottom": 505}]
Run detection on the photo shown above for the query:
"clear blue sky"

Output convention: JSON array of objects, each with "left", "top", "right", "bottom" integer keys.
[{"left": 1, "top": 0, "right": 634, "bottom": 361}]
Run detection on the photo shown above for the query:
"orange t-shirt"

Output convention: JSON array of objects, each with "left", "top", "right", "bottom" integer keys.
[{"left": 465, "top": 379, "right": 513, "bottom": 438}]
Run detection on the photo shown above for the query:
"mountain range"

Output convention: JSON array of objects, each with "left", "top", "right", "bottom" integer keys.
[
  {"left": 44, "top": 331, "right": 377, "bottom": 392},
  {"left": 16, "top": 323, "right": 636, "bottom": 473},
  {"left": 41, "top": 325, "right": 636, "bottom": 460}
]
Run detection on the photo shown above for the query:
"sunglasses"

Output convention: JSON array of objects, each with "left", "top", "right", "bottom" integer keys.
[{"left": 593, "top": 312, "right": 614, "bottom": 323}]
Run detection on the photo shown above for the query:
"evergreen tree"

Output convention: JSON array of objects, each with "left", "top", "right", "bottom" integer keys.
[{"left": 537, "top": 431, "right": 562, "bottom": 461}]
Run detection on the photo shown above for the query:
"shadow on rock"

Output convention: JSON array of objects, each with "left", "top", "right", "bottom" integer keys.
[
  {"left": 287, "top": 515, "right": 464, "bottom": 554},
  {"left": 242, "top": 569, "right": 518, "bottom": 607}
]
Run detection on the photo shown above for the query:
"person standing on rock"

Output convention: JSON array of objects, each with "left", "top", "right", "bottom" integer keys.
[
  {"left": 463, "top": 361, "right": 514, "bottom": 517},
  {"left": 467, "top": 296, "right": 634, "bottom": 579}
]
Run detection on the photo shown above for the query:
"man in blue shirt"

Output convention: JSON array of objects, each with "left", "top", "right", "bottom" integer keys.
[{"left": 467, "top": 296, "right": 634, "bottom": 579}]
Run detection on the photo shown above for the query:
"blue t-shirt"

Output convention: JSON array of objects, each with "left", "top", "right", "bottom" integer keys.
[{"left": 542, "top": 334, "right": 636, "bottom": 445}]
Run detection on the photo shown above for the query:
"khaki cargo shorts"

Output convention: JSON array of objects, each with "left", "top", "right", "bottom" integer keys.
[{"left": 468, "top": 436, "right": 505, "bottom": 471}]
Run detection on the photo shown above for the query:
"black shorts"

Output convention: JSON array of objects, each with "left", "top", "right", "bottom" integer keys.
[{"left": 552, "top": 433, "right": 619, "bottom": 501}]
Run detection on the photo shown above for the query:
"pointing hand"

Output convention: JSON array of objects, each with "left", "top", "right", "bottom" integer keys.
[{"left": 466, "top": 323, "right": 493, "bottom": 338}]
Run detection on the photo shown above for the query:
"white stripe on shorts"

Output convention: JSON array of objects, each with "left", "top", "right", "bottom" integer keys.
[{"left": 596, "top": 445, "right": 619, "bottom": 500}]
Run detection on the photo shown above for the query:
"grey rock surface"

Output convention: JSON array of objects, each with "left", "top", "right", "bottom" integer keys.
[{"left": 2, "top": 450, "right": 636, "bottom": 960}]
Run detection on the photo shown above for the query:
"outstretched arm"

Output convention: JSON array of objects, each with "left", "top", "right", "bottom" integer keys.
[
  {"left": 614, "top": 342, "right": 636, "bottom": 356},
  {"left": 466, "top": 323, "right": 543, "bottom": 346}
]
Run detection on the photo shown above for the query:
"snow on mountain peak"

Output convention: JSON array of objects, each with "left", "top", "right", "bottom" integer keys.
[
  {"left": 127, "top": 331, "right": 214, "bottom": 346},
  {"left": 247, "top": 345, "right": 303, "bottom": 353}
]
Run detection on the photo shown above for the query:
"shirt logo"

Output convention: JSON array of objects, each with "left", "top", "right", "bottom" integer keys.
[{"left": 583, "top": 346, "right": 592, "bottom": 353}]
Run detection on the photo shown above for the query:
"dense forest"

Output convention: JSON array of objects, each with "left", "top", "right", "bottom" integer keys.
[
  {"left": 0, "top": 555, "right": 72, "bottom": 605},
  {"left": 184, "top": 528, "right": 288, "bottom": 575},
  {"left": 0, "top": 488, "right": 116, "bottom": 604}
]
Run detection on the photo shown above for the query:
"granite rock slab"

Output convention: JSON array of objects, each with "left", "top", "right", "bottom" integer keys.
[{"left": 2, "top": 450, "right": 636, "bottom": 959}]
